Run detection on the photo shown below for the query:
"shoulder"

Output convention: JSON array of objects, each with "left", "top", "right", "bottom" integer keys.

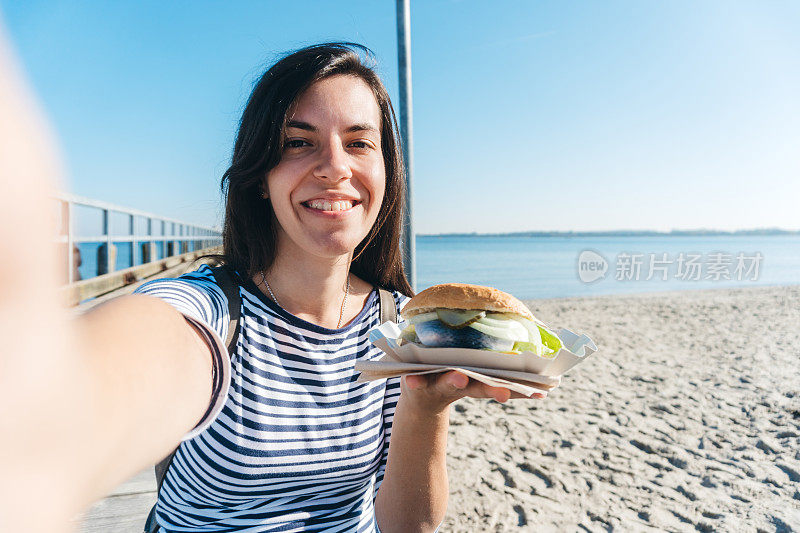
[
  {"left": 135, "top": 264, "right": 237, "bottom": 442},
  {"left": 134, "top": 264, "right": 235, "bottom": 339},
  {"left": 135, "top": 264, "right": 227, "bottom": 305}
]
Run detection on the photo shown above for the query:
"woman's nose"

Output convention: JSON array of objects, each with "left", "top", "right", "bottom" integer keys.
[{"left": 313, "top": 142, "right": 352, "bottom": 182}]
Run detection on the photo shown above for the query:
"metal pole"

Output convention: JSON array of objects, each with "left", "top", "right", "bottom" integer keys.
[
  {"left": 65, "top": 200, "right": 74, "bottom": 283},
  {"left": 396, "top": 0, "right": 416, "bottom": 290},
  {"left": 129, "top": 214, "right": 136, "bottom": 267},
  {"left": 103, "top": 208, "right": 112, "bottom": 275}
]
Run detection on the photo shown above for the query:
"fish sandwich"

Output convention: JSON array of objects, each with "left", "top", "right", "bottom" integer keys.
[{"left": 399, "top": 283, "right": 562, "bottom": 357}]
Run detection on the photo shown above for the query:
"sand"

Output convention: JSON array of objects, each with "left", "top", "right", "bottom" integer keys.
[{"left": 442, "top": 285, "right": 800, "bottom": 532}]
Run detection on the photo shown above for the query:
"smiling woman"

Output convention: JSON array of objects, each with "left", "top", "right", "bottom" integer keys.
[
  {"left": 134, "top": 43, "right": 541, "bottom": 533},
  {"left": 132, "top": 43, "right": 433, "bottom": 533},
  {"left": 220, "top": 43, "right": 410, "bottom": 299},
  {"left": 0, "top": 38, "right": 545, "bottom": 533}
]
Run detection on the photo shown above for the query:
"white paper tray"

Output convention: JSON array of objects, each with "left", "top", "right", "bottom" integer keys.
[
  {"left": 370, "top": 321, "right": 596, "bottom": 376},
  {"left": 354, "top": 321, "right": 598, "bottom": 397}
]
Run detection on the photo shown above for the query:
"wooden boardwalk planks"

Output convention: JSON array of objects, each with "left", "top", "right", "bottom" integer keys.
[{"left": 72, "top": 468, "right": 156, "bottom": 533}]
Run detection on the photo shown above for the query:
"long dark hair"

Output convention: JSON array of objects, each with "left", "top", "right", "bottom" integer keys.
[{"left": 219, "top": 42, "right": 413, "bottom": 297}]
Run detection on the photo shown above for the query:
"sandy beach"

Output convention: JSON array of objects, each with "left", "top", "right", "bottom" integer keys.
[
  {"left": 443, "top": 285, "right": 800, "bottom": 532},
  {"left": 74, "top": 285, "right": 800, "bottom": 532}
]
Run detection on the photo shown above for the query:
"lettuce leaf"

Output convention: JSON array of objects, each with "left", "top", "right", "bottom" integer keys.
[
  {"left": 511, "top": 326, "right": 561, "bottom": 357},
  {"left": 537, "top": 325, "right": 562, "bottom": 353}
]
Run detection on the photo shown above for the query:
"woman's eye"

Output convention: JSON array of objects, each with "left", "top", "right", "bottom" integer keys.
[
  {"left": 349, "top": 141, "right": 370, "bottom": 149},
  {"left": 285, "top": 139, "right": 309, "bottom": 149}
]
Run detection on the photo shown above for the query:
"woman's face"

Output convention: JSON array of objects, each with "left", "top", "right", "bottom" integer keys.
[{"left": 265, "top": 75, "right": 386, "bottom": 262}]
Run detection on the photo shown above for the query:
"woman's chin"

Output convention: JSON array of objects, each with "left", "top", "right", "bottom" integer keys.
[{"left": 305, "top": 233, "right": 365, "bottom": 259}]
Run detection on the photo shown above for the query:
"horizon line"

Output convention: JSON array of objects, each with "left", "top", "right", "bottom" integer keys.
[{"left": 417, "top": 227, "right": 800, "bottom": 238}]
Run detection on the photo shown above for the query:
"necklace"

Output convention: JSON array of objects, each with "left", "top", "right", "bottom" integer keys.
[{"left": 261, "top": 273, "right": 351, "bottom": 329}]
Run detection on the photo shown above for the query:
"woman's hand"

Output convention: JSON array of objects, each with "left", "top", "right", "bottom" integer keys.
[
  {"left": 0, "top": 20, "right": 85, "bottom": 533},
  {"left": 402, "top": 370, "right": 555, "bottom": 416},
  {"left": 0, "top": 24, "right": 215, "bottom": 532}
]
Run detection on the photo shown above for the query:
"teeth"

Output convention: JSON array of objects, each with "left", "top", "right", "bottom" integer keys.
[{"left": 307, "top": 199, "right": 354, "bottom": 211}]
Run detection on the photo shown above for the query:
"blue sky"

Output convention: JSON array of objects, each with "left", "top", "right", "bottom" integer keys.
[{"left": 3, "top": 1, "right": 799, "bottom": 233}]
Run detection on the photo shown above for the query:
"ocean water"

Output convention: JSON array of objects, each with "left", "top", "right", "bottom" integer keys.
[
  {"left": 70, "top": 234, "right": 800, "bottom": 300},
  {"left": 416, "top": 235, "right": 800, "bottom": 300}
]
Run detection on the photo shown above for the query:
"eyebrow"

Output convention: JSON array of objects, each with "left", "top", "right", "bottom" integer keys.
[{"left": 286, "top": 120, "right": 379, "bottom": 134}]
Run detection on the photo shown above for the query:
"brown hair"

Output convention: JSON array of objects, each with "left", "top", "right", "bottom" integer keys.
[{"left": 219, "top": 43, "right": 413, "bottom": 297}]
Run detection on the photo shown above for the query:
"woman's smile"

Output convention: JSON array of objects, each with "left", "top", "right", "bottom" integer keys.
[{"left": 301, "top": 198, "right": 362, "bottom": 216}]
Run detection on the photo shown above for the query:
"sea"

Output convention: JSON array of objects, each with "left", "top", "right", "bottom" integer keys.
[
  {"left": 75, "top": 235, "right": 800, "bottom": 301},
  {"left": 415, "top": 234, "right": 800, "bottom": 300}
]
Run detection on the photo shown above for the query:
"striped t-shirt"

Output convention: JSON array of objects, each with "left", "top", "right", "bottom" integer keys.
[{"left": 134, "top": 265, "right": 406, "bottom": 532}]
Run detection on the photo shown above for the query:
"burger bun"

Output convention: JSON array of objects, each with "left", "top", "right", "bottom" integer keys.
[{"left": 401, "top": 283, "right": 537, "bottom": 323}]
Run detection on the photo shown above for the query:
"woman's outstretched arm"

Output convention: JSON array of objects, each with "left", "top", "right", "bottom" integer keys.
[
  {"left": 375, "top": 372, "right": 552, "bottom": 532},
  {"left": 0, "top": 20, "right": 214, "bottom": 533},
  {"left": 375, "top": 372, "right": 513, "bottom": 532}
]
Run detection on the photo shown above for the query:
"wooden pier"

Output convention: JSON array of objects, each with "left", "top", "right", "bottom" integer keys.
[{"left": 72, "top": 469, "right": 157, "bottom": 532}]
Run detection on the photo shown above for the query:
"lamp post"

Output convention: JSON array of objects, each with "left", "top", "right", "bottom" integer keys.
[{"left": 396, "top": 0, "right": 416, "bottom": 290}]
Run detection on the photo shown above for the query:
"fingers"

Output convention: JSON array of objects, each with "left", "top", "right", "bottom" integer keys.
[
  {"left": 406, "top": 370, "right": 468, "bottom": 392},
  {"left": 509, "top": 391, "right": 548, "bottom": 400},
  {"left": 442, "top": 370, "right": 469, "bottom": 390},
  {"left": 404, "top": 371, "right": 551, "bottom": 403},
  {"left": 488, "top": 385, "right": 511, "bottom": 403},
  {"left": 431, "top": 371, "right": 469, "bottom": 400},
  {"left": 403, "top": 373, "right": 428, "bottom": 390},
  {"left": 435, "top": 371, "right": 510, "bottom": 403},
  {"left": 401, "top": 371, "right": 470, "bottom": 414}
]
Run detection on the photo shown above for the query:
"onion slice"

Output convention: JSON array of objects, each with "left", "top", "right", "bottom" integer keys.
[
  {"left": 435, "top": 309, "right": 486, "bottom": 329},
  {"left": 407, "top": 311, "right": 439, "bottom": 325}
]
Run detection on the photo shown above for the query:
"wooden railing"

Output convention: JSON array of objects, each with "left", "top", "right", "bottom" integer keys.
[
  {"left": 54, "top": 192, "right": 222, "bottom": 285},
  {"left": 61, "top": 245, "right": 222, "bottom": 308}
]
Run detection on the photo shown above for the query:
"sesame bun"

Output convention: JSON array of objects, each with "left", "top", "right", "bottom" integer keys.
[{"left": 401, "top": 283, "right": 538, "bottom": 322}]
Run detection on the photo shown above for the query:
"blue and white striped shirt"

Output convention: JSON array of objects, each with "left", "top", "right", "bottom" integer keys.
[{"left": 135, "top": 265, "right": 406, "bottom": 532}]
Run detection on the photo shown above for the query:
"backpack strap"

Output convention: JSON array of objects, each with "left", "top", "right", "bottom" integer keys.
[
  {"left": 212, "top": 265, "right": 242, "bottom": 350},
  {"left": 144, "top": 264, "right": 241, "bottom": 533},
  {"left": 377, "top": 287, "right": 397, "bottom": 325}
]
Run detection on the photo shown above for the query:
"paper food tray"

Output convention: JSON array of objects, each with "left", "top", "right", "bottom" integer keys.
[
  {"left": 355, "top": 357, "right": 560, "bottom": 396},
  {"left": 369, "top": 321, "right": 597, "bottom": 376},
  {"left": 354, "top": 321, "right": 597, "bottom": 397}
]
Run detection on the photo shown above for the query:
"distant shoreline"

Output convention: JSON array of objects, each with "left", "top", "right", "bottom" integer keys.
[{"left": 418, "top": 229, "right": 800, "bottom": 238}]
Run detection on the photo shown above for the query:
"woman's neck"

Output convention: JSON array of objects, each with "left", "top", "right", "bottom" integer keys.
[{"left": 253, "top": 244, "right": 371, "bottom": 329}]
